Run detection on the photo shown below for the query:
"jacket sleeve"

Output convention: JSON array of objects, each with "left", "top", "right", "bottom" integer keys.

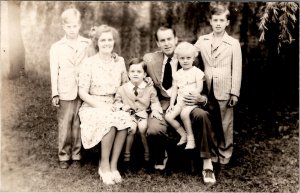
[
  {"left": 49, "top": 44, "right": 59, "bottom": 98},
  {"left": 149, "top": 86, "right": 163, "bottom": 114},
  {"left": 230, "top": 39, "right": 242, "bottom": 97}
]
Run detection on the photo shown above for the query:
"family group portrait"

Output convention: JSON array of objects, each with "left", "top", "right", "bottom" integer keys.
[{"left": 1, "top": 1, "right": 299, "bottom": 192}]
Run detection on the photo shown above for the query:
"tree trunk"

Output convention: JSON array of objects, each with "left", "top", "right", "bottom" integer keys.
[{"left": 8, "top": 1, "right": 25, "bottom": 79}]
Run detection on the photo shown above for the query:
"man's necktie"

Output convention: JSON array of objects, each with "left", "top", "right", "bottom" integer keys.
[
  {"left": 133, "top": 86, "right": 138, "bottom": 96},
  {"left": 162, "top": 57, "right": 172, "bottom": 90}
]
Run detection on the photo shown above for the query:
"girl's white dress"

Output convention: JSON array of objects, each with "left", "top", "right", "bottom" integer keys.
[{"left": 78, "top": 55, "right": 132, "bottom": 149}]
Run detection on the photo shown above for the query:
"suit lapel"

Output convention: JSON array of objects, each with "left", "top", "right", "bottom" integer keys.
[
  {"left": 203, "top": 33, "right": 213, "bottom": 64},
  {"left": 214, "top": 32, "right": 232, "bottom": 58},
  {"left": 153, "top": 52, "right": 164, "bottom": 84}
]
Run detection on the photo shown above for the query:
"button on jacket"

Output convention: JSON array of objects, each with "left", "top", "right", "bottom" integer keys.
[
  {"left": 114, "top": 81, "right": 163, "bottom": 118},
  {"left": 194, "top": 32, "right": 242, "bottom": 100},
  {"left": 50, "top": 35, "right": 92, "bottom": 100}
]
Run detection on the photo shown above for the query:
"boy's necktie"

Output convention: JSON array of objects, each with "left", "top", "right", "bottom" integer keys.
[
  {"left": 133, "top": 86, "right": 138, "bottom": 96},
  {"left": 162, "top": 57, "right": 172, "bottom": 90}
]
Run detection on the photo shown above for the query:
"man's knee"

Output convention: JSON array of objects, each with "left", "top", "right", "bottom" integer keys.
[
  {"left": 147, "top": 117, "right": 167, "bottom": 135},
  {"left": 191, "top": 108, "right": 209, "bottom": 120}
]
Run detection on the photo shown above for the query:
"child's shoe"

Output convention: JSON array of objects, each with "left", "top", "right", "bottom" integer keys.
[
  {"left": 185, "top": 135, "right": 195, "bottom": 149},
  {"left": 177, "top": 135, "right": 187, "bottom": 146},
  {"left": 176, "top": 127, "right": 187, "bottom": 146},
  {"left": 59, "top": 161, "right": 69, "bottom": 169}
]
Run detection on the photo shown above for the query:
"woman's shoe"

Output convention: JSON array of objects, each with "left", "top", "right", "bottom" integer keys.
[
  {"left": 98, "top": 168, "right": 115, "bottom": 185},
  {"left": 111, "top": 170, "right": 122, "bottom": 183}
]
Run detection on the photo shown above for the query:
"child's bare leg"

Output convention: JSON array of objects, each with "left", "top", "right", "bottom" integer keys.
[
  {"left": 181, "top": 106, "right": 196, "bottom": 149},
  {"left": 124, "top": 122, "right": 137, "bottom": 162},
  {"left": 165, "top": 105, "right": 187, "bottom": 145},
  {"left": 138, "top": 119, "right": 149, "bottom": 161}
]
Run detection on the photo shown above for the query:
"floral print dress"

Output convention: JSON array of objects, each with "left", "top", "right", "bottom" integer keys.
[{"left": 78, "top": 55, "right": 132, "bottom": 149}]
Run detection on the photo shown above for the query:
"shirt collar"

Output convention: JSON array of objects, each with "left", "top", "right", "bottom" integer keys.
[
  {"left": 127, "top": 81, "right": 147, "bottom": 90},
  {"left": 205, "top": 32, "right": 232, "bottom": 45},
  {"left": 163, "top": 54, "right": 176, "bottom": 65},
  {"left": 60, "top": 35, "right": 89, "bottom": 44}
]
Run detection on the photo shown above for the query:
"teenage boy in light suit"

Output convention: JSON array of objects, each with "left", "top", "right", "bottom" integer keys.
[
  {"left": 143, "top": 26, "right": 218, "bottom": 184},
  {"left": 194, "top": 4, "right": 242, "bottom": 167}
]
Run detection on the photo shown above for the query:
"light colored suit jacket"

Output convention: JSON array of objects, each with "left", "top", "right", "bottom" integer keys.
[
  {"left": 50, "top": 35, "right": 91, "bottom": 100},
  {"left": 114, "top": 81, "right": 163, "bottom": 118},
  {"left": 194, "top": 32, "right": 242, "bottom": 100}
]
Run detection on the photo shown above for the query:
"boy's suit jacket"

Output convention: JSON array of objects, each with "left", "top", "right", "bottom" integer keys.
[
  {"left": 50, "top": 35, "right": 91, "bottom": 100},
  {"left": 195, "top": 32, "right": 242, "bottom": 100},
  {"left": 114, "top": 82, "right": 163, "bottom": 118}
]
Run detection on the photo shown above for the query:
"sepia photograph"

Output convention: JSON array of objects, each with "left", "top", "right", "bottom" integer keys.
[{"left": 1, "top": 1, "right": 299, "bottom": 192}]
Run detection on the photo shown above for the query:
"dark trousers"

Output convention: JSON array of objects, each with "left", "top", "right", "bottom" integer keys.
[{"left": 146, "top": 107, "right": 217, "bottom": 171}]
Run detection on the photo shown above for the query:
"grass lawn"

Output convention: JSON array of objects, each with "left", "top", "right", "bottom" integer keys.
[{"left": 1, "top": 76, "right": 299, "bottom": 192}]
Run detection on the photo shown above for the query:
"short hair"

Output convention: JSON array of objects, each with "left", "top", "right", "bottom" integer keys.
[
  {"left": 128, "top": 58, "right": 147, "bottom": 73},
  {"left": 61, "top": 8, "right": 81, "bottom": 24},
  {"left": 174, "top": 41, "right": 198, "bottom": 58},
  {"left": 155, "top": 26, "right": 176, "bottom": 41},
  {"left": 210, "top": 4, "right": 230, "bottom": 20},
  {"left": 89, "top": 25, "right": 121, "bottom": 53}
]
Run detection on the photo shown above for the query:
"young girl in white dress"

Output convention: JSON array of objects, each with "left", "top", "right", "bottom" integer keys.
[{"left": 165, "top": 42, "right": 205, "bottom": 150}]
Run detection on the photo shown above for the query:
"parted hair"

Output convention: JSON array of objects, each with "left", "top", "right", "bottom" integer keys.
[
  {"left": 210, "top": 3, "right": 230, "bottom": 19},
  {"left": 155, "top": 26, "right": 177, "bottom": 41},
  {"left": 89, "top": 25, "right": 121, "bottom": 53},
  {"left": 128, "top": 58, "right": 147, "bottom": 73}
]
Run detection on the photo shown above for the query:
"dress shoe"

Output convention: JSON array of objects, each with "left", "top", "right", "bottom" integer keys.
[
  {"left": 59, "top": 161, "right": 69, "bottom": 169},
  {"left": 72, "top": 160, "right": 81, "bottom": 168},
  {"left": 202, "top": 169, "right": 216, "bottom": 184}
]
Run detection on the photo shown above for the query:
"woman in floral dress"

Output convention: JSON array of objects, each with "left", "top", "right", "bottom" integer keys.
[{"left": 78, "top": 25, "right": 132, "bottom": 185}]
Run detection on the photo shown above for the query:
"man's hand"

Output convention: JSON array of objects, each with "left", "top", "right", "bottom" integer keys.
[
  {"left": 150, "top": 110, "right": 163, "bottom": 120},
  {"left": 183, "top": 93, "right": 207, "bottom": 106},
  {"left": 228, "top": 95, "right": 238, "bottom": 107},
  {"left": 51, "top": 96, "right": 60, "bottom": 107}
]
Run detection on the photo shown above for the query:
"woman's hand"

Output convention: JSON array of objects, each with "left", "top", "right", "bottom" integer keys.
[
  {"left": 183, "top": 93, "right": 207, "bottom": 106},
  {"left": 144, "top": 77, "right": 154, "bottom": 87}
]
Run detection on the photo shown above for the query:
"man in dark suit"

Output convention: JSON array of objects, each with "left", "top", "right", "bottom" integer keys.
[{"left": 143, "top": 26, "right": 218, "bottom": 184}]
